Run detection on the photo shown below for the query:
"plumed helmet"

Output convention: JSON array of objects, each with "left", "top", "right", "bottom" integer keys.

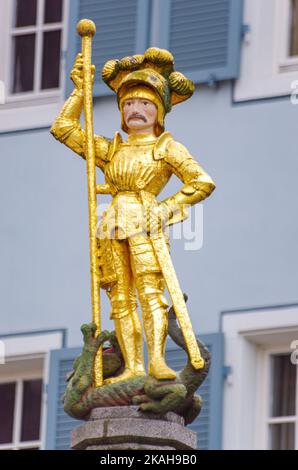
[{"left": 101, "top": 47, "right": 195, "bottom": 135}]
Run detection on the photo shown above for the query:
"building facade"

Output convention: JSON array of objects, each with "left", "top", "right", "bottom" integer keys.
[{"left": 0, "top": 0, "right": 297, "bottom": 450}]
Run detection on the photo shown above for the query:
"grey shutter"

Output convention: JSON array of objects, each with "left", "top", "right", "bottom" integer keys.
[
  {"left": 166, "top": 333, "right": 224, "bottom": 449},
  {"left": 65, "top": 0, "right": 151, "bottom": 96},
  {"left": 45, "top": 347, "right": 81, "bottom": 450},
  {"left": 157, "top": 0, "right": 243, "bottom": 85}
]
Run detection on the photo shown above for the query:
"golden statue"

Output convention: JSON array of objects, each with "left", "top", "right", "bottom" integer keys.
[{"left": 51, "top": 20, "right": 215, "bottom": 388}]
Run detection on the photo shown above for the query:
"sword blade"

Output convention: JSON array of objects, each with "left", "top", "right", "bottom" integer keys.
[{"left": 150, "top": 233, "right": 204, "bottom": 370}]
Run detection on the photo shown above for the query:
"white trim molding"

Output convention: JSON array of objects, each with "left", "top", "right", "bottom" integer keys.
[
  {"left": 234, "top": 0, "right": 298, "bottom": 101},
  {"left": 222, "top": 305, "right": 298, "bottom": 449},
  {"left": 2, "top": 331, "right": 64, "bottom": 359}
]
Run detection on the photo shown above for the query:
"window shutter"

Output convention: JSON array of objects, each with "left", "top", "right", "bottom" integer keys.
[
  {"left": 65, "top": 0, "right": 151, "bottom": 97},
  {"left": 45, "top": 347, "right": 81, "bottom": 450},
  {"left": 165, "top": 333, "right": 224, "bottom": 450},
  {"left": 157, "top": 0, "right": 243, "bottom": 85}
]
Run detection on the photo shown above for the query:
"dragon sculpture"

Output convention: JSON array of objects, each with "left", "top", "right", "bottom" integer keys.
[{"left": 63, "top": 298, "right": 211, "bottom": 425}]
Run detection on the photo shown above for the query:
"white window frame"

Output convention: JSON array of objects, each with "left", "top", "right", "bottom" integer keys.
[
  {"left": 0, "top": 0, "right": 69, "bottom": 133},
  {"left": 0, "top": 330, "right": 64, "bottom": 450},
  {"left": 278, "top": 0, "right": 298, "bottom": 72},
  {"left": 256, "top": 346, "right": 298, "bottom": 449},
  {"left": 234, "top": 0, "right": 298, "bottom": 102},
  {"left": 0, "top": 367, "right": 43, "bottom": 450},
  {"left": 222, "top": 305, "right": 298, "bottom": 449}
]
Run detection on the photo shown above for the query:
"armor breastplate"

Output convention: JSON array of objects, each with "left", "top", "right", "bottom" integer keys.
[
  {"left": 99, "top": 134, "right": 172, "bottom": 240},
  {"left": 104, "top": 138, "right": 171, "bottom": 195}
]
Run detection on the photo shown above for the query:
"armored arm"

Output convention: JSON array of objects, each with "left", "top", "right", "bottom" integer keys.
[
  {"left": 160, "top": 140, "right": 216, "bottom": 224},
  {"left": 50, "top": 54, "right": 110, "bottom": 171}
]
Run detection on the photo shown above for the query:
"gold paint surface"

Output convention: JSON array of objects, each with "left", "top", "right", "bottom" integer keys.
[
  {"left": 51, "top": 31, "right": 216, "bottom": 384},
  {"left": 79, "top": 22, "right": 102, "bottom": 387}
]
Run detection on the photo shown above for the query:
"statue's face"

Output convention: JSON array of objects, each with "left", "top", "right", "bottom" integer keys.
[{"left": 122, "top": 98, "right": 157, "bottom": 133}]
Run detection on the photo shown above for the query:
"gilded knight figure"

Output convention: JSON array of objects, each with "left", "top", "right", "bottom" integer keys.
[{"left": 51, "top": 46, "right": 215, "bottom": 386}]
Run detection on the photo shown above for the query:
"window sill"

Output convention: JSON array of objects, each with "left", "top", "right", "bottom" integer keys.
[
  {"left": 234, "top": 69, "right": 298, "bottom": 102},
  {"left": 0, "top": 98, "right": 62, "bottom": 133},
  {"left": 279, "top": 56, "right": 298, "bottom": 73}
]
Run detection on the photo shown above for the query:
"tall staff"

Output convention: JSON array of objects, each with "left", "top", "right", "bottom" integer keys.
[{"left": 77, "top": 19, "right": 102, "bottom": 387}]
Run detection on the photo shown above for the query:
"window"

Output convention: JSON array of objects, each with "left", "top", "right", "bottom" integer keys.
[
  {"left": 267, "top": 353, "right": 297, "bottom": 450},
  {"left": 234, "top": 0, "right": 298, "bottom": 102},
  {"left": 0, "top": 0, "right": 68, "bottom": 132},
  {"left": 222, "top": 304, "right": 298, "bottom": 449},
  {"left": 289, "top": 0, "right": 298, "bottom": 56},
  {"left": 0, "top": 373, "right": 43, "bottom": 450},
  {"left": 0, "top": 329, "right": 65, "bottom": 449},
  {"left": 9, "top": 0, "right": 65, "bottom": 97},
  {"left": 11, "top": 0, "right": 64, "bottom": 96}
]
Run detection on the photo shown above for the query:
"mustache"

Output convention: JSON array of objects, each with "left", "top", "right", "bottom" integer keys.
[{"left": 128, "top": 113, "right": 147, "bottom": 122}]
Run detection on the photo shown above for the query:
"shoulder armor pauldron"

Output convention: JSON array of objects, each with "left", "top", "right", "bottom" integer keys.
[
  {"left": 106, "top": 131, "right": 123, "bottom": 161},
  {"left": 153, "top": 131, "right": 174, "bottom": 160}
]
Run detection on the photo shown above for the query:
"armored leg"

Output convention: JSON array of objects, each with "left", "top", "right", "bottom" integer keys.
[
  {"left": 103, "top": 239, "right": 145, "bottom": 384},
  {"left": 136, "top": 273, "right": 176, "bottom": 380},
  {"left": 128, "top": 234, "right": 176, "bottom": 380}
]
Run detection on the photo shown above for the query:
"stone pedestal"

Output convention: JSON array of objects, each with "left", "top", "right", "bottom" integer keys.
[{"left": 71, "top": 406, "right": 197, "bottom": 450}]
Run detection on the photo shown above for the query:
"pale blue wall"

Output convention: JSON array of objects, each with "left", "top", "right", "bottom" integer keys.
[{"left": 1, "top": 81, "right": 297, "bottom": 346}]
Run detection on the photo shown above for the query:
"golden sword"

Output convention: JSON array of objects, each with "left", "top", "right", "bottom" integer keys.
[{"left": 140, "top": 190, "right": 204, "bottom": 370}]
